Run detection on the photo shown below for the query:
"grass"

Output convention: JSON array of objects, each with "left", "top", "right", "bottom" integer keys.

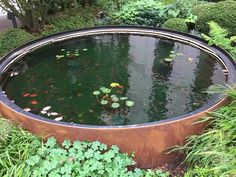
[
  {"left": 0, "top": 118, "right": 41, "bottom": 177},
  {"left": 175, "top": 85, "right": 236, "bottom": 176}
]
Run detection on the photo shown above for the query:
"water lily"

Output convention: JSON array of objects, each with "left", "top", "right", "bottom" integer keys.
[{"left": 110, "top": 83, "right": 120, "bottom": 88}]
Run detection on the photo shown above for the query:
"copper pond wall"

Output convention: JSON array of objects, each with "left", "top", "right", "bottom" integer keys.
[{"left": 0, "top": 26, "right": 235, "bottom": 168}]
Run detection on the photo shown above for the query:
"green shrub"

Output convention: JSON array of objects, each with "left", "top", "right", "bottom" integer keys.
[
  {"left": 193, "top": 0, "right": 236, "bottom": 35},
  {"left": 0, "top": 29, "right": 35, "bottom": 57},
  {"left": 23, "top": 137, "right": 169, "bottom": 177},
  {"left": 0, "top": 118, "right": 40, "bottom": 177},
  {"left": 162, "top": 18, "right": 188, "bottom": 32},
  {"left": 112, "top": 0, "right": 180, "bottom": 27},
  {"left": 42, "top": 7, "right": 96, "bottom": 36}
]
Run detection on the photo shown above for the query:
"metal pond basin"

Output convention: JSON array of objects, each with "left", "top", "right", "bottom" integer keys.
[{"left": 0, "top": 26, "right": 235, "bottom": 168}]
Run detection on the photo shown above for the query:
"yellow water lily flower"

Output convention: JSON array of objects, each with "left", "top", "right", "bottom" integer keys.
[{"left": 110, "top": 83, "right": 120, "bottom": 87}]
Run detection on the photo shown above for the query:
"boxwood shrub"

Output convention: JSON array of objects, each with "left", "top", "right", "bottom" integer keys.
[
  {"left": 162, "top": 18, "right": 188, "bottom": 32},
  {"left": 193, "top": 0, "right": 236, "bottom": 35}
]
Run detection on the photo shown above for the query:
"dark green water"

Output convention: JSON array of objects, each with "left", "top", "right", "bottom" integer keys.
[{"left": 3, "top": 34, "right": 226, "bottom": 125}]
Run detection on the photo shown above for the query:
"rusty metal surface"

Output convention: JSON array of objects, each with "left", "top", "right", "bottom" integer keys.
[{"left": 0, "top": 98, "right": 228, "bottom": 168}]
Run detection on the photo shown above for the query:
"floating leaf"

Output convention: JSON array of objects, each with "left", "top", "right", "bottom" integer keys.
[
  {"left": 93, "top": 91, "right": 100, "bottom": 95},
  {"left": 102, "top": 88, "right": 111, "bottom": 94},
  {"left": 61, "top": 49, "right": 65, "bottom": 51},
  {"left": 111, "top": 96, "right": 119, "bottom": 102},
  {"left": 120, "top": 97, "right": 128, "bottom": 100},
  {"left": 100, "top": 87, "right": 107, "bottom": 91},
  {"left": 110, "top": 94, "right": 116, "bottom": 98},
  {"left": 176, "top": 53, "right": 183, "bottom": 56},
  {"left": 126, "top": 101, "right": 134, "bottom": 107},
  {"left": 83, "top": 48, "right": 88, "bottom": 51},
  {"left": 100, "top": 100, "right": 108, "bottom": 105},
  {"left": 164, "top": 58, "right": 173, "bottom": 62},
  {"left": 111, "top": 103, "right": 120, "bottom": 109},
  {"left": 169, "top": 54, "right": 176, "bottom": 57}
]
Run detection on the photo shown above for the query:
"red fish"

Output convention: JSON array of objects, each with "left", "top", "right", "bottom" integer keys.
[
  {"left": 30, "top": 93, "right": 38, "bottom": 97},
  {"left": 31, "top": 100, "right": 38, "bottom": 105},
  {"left": 23, "top": 93, "right": 30, "bottom": 97}
]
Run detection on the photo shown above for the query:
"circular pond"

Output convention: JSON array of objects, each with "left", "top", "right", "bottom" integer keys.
[
  {"left": 0, "top": 27, "right": 235, "bottom": 167},
  {"left": 0, "top": 31, "right": 230, "bottom": 126}
]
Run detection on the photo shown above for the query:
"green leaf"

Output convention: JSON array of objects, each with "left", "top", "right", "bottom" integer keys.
[
  {"left": 120, "top": 97, "right": 128, "bottom": 100},
  {"left": 164, "top": 58, "right": 173, "bottom": 62},
  {"left": 100, "top": 100, "right": 108, "bottom": 105},
  {"left": 126, "top": 101, "right": 134, "bottom": 107},
  {"left": 111, "top": 96, "right": 119, "bottom": 102},
  {"left": 111, "top": 103, "right": 120, "bottom": 109},
  {"left": 102, "top": 88, "right": 111, "bottom": 94},
  {"left": 93, "top": 91, "right": 100, "bottom": 95},
  {"left": 62, "top": 140, "right": 71, "bottom": 149}
]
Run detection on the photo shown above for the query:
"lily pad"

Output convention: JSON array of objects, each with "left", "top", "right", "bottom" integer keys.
[
  {"left": 93, "top": 91, "right": 100, "bottom": 95},
  {"left": 164, "top": 58, "right": 173, "bottom": 62},
  {"left": 102, "top": 88, "right": 111, "bottom": 94},
  {"left": 111, "top": 103, "right": 120, "bottom": 109},
  {"left": 120, "top": 97, "right": 128, "bottom": 100},
  {"left": 126, "top": 101, "right": 134, "bottom": 107},
  {"left": 111, "top": 96, "right": 119, "bottom": 102},
  {"left": 101, "top": 100, "right": 108, "bottom": 105},
  {"left": 100, "top": 87, "right": 107, "bottom": 91}
]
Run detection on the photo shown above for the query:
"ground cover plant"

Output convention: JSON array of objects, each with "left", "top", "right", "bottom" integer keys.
[{"left": 0, "top": 118, "right": 169, "bottom": 177}]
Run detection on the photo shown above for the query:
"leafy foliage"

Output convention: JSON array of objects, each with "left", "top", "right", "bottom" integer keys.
[
  {"left": 93, "top": 83, "right": 134, "bottom": 117},
  {"left": 176, "top": 85, "right": 236, "bottom": 176},
  {"left": 193, "top": 0, "right": 236, "bottom": 35},
  {"left": 162, "top": 18, "right": 188, "bottom": 32},
  {"left": 42, "top": 7, "right": 96, "bottom": 36},
  {"left": 23, "top": 137, "right": 169, "bottom": 177},
  {"left": 0, "top": 0, "right": 52, "bottom": 32},
  {"left": 112, "top": 0, "right": 180, "bottom": 27},
  {"left": 0, "top": 118, "right": 40, "bottom": 177},
  {"left": 0, "top": 29, "right": 35, "bottom": 57},
  {"left": 201, "top": 21, "right": 236, "bottom": 59}
]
